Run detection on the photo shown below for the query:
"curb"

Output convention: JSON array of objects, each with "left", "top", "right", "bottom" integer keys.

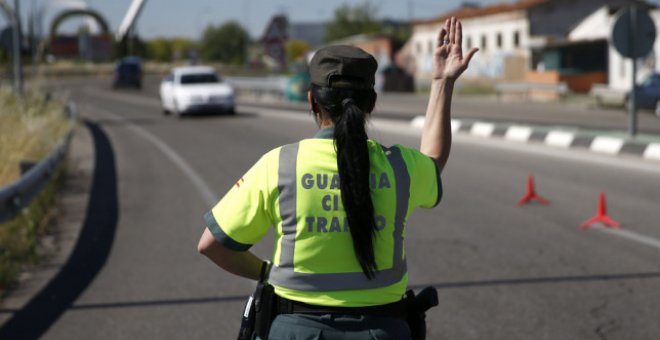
[{"left": 410, "top": 116, "right": 660, "bottom": 162}]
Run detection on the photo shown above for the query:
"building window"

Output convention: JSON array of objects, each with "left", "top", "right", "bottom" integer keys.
[
  {"left": 428, "top": 40, "right": 433, "bottom": 54},
  {"left": 466, "top": 36, "right": 472, "bottom": 50},
  {"left": 481, "top": 35, "right": 487, "bottom": 50},
  {"left": 513, "top": 31, "right": 520, "bottom": 48},
  {"left": 497, "top": 33, "right": 502, "bottom": 49},
  {"left": 416, "top": 42, "right": 422, "bottom": 55}
]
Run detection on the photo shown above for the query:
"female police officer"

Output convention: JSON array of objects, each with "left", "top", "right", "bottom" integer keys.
[{"left": 198, "top": 17, "right": 477, "bottom": 339}]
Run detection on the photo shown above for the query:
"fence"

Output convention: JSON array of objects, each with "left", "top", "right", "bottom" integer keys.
[
  {"left": 0, "top": 102, "right": 77, "bottom": 223},
  {"left": 226, "top": 76, "right": 288, "bottom": 99}
]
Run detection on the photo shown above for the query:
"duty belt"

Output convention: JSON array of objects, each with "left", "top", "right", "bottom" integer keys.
[{"left": 274, "top": 295, "right": 408, "bottom": 320}]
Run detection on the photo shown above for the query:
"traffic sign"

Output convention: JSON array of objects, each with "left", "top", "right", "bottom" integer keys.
[{"left": 612, "top": 7, "right": 656, "bottom": 59}]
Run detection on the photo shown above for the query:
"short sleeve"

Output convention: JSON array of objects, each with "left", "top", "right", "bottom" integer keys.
[
  {"left": 399, "top": 146, "right": 442, "bottom": 209},
  {"left": 203, "top": 155, "right": 273, "bottom": 251}
]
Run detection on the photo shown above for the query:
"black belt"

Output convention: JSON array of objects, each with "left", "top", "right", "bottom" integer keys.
[{"left": 274, "top": 295, "right": 408, "bottom": 320}]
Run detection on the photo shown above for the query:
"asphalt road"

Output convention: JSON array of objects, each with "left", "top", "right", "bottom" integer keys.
[
  {"left": 106, "top": 75, "right": 660, "bottom": 134},
  {"left": 6, "top": 78, "right": 660, "bottom": 339}
]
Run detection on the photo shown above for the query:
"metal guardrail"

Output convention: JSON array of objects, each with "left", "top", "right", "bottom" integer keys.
[
  {"left": 226, "top": 76, "right": 288, "bottom": 97},
  {"left": 0, "top": 102, "right": 77, "bottom": 224},
  {"left": 495, "top": 82, "right": 569, "bottom": 100}
]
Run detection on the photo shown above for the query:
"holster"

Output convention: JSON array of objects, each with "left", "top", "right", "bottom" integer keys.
[
  {"left": 237, "top": 262, "right": 276, "bottom": 340},
  {"left": 404, "top": 286, "right": 439, "bottom": 340},
  {"left": 253, "top": 282, "right": 276, "bottom": 339}
]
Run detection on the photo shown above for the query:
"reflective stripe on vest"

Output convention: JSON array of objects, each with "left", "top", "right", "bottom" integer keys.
[{"left": 269, "top": 143, "right": 410, "bottom": 291}]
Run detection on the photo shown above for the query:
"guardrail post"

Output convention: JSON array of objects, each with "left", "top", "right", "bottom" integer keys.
[{"left": 20, "top": 161, "right": 37, "bottom": 175}]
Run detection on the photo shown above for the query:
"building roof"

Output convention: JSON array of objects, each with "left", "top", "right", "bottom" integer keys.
[
  {"left": 260, "top": 15, "right": 288, "bottom": 43},
  {"left": 413, "top": 0, "right": 548, "bottom": 26}
]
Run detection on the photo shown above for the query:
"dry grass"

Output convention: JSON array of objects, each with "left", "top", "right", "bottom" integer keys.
[
  {"left": 0, "top": 86, "right": 71, "bottom": 295},
  {"left": 0, "top": 86, "right": 71, "bottom": 187}
]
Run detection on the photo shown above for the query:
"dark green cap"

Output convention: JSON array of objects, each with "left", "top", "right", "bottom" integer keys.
[{"left": 309, "top": 45, "right": 378, "bottom": 90}]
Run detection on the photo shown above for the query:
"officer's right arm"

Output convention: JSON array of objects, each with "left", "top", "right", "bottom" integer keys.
[
  {"left": 198, "top": 154, "right": 274, "bottom": 280},
  {"left": 197, "top": 229, "right": 264, "bottom": 281}
]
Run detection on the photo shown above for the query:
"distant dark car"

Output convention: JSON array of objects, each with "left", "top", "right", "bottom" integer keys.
[
  {"left": 113, "top": 57, "right": 142, "bottom": 89},
  {"left": 626, "top": 73, "right": 660, "bottom": 111},
  {"left": 636, "top": 73, "right": 660, "bottom": 110}
]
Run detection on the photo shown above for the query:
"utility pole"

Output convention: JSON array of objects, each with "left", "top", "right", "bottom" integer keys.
[{"left": 11, "top": 0, "right": 23, "bottom": 94}]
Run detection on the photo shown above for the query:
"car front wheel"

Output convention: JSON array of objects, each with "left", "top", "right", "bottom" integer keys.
[{"left": 173, "top": 100, "right": 183, "bottom": 118}]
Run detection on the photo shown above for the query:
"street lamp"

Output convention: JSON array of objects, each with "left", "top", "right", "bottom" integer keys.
[{"left": 13, "top": 0, "right": 22, "bottom": 94}]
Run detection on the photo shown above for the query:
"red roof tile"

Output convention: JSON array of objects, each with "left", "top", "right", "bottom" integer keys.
[{"left": 413, "top": 0, "right": 548, "bottom": 26}]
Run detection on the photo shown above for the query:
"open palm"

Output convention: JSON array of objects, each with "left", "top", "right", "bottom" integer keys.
[{"left": 432, "top": 17, "right": 478, "bottom": 80}]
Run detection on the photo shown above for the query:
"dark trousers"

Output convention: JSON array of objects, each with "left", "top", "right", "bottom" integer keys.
[{"left": 266, "top": 313, "right": 411, "bottom": 340}]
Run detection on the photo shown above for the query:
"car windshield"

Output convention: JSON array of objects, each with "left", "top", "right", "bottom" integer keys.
[
  {"left": 180, "top": 73, "right": 220, "bottom": 85},
  {"left": 642, "top": 75, "right": 660, "bottom": 87},
  {"left": 118, "top": 63, "right": 140, "bottom": 73}
]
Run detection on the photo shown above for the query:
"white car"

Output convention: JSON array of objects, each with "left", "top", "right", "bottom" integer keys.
[{"left": 160, "top": 66, "right": 235, "bottom": 116}]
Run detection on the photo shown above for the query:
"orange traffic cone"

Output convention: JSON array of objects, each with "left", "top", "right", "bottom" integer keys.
[
  {"left": 517, "top": 175, "right": 550, "bottom": 206},
  {"left": 581, "top": 192, "right": 620, "bottom": 229}
]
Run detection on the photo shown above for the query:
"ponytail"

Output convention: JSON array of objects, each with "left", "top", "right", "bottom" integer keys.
[{"left": 311, "top": 85, "right": 378, "bottom": 279}]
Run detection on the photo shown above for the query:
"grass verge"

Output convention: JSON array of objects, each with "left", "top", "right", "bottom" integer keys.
[
  {"left": 0, "top": 85, "right": 71, "bottom": 299},
  {"left": 0, "top": 166, "right": 65, "bottom": 296}
]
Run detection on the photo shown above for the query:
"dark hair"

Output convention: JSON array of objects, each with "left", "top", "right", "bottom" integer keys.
[{"left": 310, "top": 83, "right": 378, "bottom": 279}]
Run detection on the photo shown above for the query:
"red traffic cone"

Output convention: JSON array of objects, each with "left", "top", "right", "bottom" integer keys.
[
  {"left": 517, "top": 175, "right": 550, "bottom": 206},
  {"left": 580, "top": 192, "right": 620, "bottom": 229}
]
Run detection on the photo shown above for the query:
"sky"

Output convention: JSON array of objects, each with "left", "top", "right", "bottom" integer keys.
[
  {"left": 4, "top": 0, "right": 660, "bottom": 40},
  {"left": 1, "top": 0, "right": 513, "bottom": 40}
]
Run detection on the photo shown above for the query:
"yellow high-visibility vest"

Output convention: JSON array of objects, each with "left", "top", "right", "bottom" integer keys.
[{"left": 204, "top": 129, "right": 441, "bottom": 307}]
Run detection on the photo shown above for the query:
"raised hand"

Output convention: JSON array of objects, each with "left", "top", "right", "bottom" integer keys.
[{"left": 432, "top": 17, "right": 478, "bottom": 81}]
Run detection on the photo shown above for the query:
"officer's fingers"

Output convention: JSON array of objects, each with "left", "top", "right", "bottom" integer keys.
[
  {"left": 463, "top": 48, "right": 479, "bottom": 65},
  {"left": 444, "top": 18, "right": 450, "bottom": 37},
  {"left": 437, "top": 28, "right": 447, "bottom": 47},
  {"left": 448, "top": 17, "right": 455, "bottom": 44},
  {"left": 455, "top": 20, "right": 463, "bottom": 47}
]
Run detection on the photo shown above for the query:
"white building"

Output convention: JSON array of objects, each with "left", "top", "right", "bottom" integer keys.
[
  {"left": 570, "top": 6, "right": 660, "bottom": 91},
  {"left": 408, "top": 1, "right": 534, "bottom": 83},
  {"left": 405, "top": 0, "right": 650, "bottom": 91}
]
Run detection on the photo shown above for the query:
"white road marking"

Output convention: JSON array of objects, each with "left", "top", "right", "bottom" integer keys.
[
  {"left": 643, "top": 143, "right": 660, "bottom": 161},
  {"left": 410, "top": 116, "right": 425, "bottom": 129},
  {"left": 591, "top": 225, "right": 660, "bottom": 251},
  {"left": 90, "top": 106, "right": 218, "bottom": 206},
  {"left": 505, "top": 125, "right": 533, "bottom": 143},
  {"left": 545, "top": 131, "right": 575, "bottom": 148},
  {"left": 471, "top": 122, "right": 496, "bottom": 137},
  {"left": 590, "top": 136, "right": 624, "bottom": 155},
  {"left": 451, "top": 119, "right": 462, "bottom": 134}
]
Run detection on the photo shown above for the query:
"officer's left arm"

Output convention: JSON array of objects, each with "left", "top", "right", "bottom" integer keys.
[
  {"left": 197, "top": 229, "right": 264, "bottom": 281},
  {"left": 402, "top": 147, "right": 443, "bottom": 208},
  {"left": 420, "top": 17, "right": 477, "bottom": 171}
]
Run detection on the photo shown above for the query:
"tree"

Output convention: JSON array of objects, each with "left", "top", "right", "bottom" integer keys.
[
  {"left": 146, "top": 38, "right": 194, "bottom": 62},
  {"left": 147, "top": 38, "right": 172, "bottom": 61},
  {"left": 200, "top": 21, "right": 249, "bottom": 64},
  {"left": 324, "top": 2, "right": 382, "bottom": 42},
  {"left": 170, "top": 38, "right": 195, "bottom": 60},
  {"left": 285, "top": 39, "right": 309, "bottom": 62}
]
